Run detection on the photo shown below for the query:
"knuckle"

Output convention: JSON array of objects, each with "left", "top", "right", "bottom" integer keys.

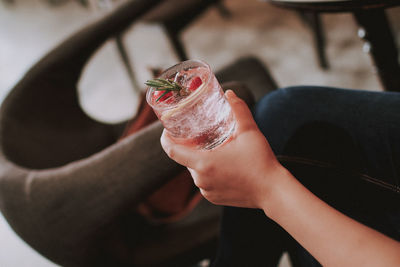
[
  {"left": 200, "top": 189, "right": 212, "bottom": 200},
  {"left": 197, "top": 161, "right": 214, "bottom": 175},
  {"left": 202, "top": 191, "right": 219, "bottom": 205},
  {"left": 165, "top": 146, "right": 175, "bottom": 159},
  {"left": 192, "top": 177, "right": 202, "bottom": 188},
  {"left": 194, "top": 178, "right": 212, "bottom": 191},
  {"left": 202, "top": 182, "right": 213, "bottom": 191}
]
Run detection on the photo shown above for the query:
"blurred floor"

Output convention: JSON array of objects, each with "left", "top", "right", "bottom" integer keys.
[{"left": 0, "top": 0, "right": 399, "bottom": 266}]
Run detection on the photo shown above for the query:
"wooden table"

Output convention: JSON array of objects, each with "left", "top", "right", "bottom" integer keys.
[{"left": 266, "top": 0, "right": 400, "bottom": 92}]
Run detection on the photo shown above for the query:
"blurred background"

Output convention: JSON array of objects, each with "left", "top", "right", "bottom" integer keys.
[{"left": 1, "top": 0, "right": 399, "bottom": 266}]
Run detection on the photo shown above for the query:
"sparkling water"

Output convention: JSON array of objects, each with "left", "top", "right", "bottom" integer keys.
[{"left": 147, "top": 61, "right": 236, "bottom": 149}]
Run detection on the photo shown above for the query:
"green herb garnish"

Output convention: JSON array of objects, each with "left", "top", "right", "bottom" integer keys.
[{"left": 145, "top": 78, "right": 183, "bottom": 102}]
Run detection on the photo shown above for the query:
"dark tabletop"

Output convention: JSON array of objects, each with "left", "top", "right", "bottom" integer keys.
[{"left": 267, "top": 0, "right": 400, "bottom": 13}]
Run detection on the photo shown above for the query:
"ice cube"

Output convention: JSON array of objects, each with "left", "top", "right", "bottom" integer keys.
[{"left": 173, "top": 72, "right": 186, "bottom": 85}]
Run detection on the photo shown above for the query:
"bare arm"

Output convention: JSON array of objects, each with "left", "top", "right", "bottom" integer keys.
[
  {"left": 161, "top": 90, "right": 400, "bottom": 266},
  {"left": 264, "top": 168, "right": 400, "bottom": 266}
]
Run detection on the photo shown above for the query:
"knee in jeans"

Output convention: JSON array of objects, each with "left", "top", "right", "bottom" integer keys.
[
  {"left": 256, "top": 86, "right": 317, "bottom": 112},
  {"left": 253, "top": 87, "right": 311, "bottom": 125},
  {"left": 252, "top": 86, "right": 322, "bottom": 153}
]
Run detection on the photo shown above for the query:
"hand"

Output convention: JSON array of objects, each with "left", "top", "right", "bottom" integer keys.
[{"left": 161, "top": 90, "right": 285, "bottom": 209}]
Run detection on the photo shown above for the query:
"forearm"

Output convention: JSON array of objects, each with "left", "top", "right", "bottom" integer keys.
[{"left": 262, "top": 168, "right": 400, "bottom": 267}]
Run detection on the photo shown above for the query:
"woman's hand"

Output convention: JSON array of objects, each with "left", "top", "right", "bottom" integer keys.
[{"left": 161, "top": 90, "right": 286, "bottom": 209}]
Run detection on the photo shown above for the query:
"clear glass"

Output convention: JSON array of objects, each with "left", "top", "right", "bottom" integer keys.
[{"left": 146, "top": 60, "right": 236, "bottom": 149}]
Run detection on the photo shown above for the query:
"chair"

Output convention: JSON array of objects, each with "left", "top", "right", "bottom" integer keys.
[
  {"left": 268, "top": 0, "right": 400, "bottom": 92},
  {"left": 116, "top": 0, "right": 231, "bottom": 92},
  {"left": 142, "top": 0, "right": 230, "bottom": 61},
  {"left": 0, "top": 0, "right": 277, "bottom": 266},
  {"left": 296, "top": 11, "right": 328, "bottom": 69}
]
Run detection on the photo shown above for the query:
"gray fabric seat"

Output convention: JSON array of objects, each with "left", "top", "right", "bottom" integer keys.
[{"left": 0, "top": 0, "right": 277, "bottom": 266}]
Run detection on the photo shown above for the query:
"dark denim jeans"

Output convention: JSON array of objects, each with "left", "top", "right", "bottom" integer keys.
[{"left": 212, "top": 86, "right": 400, "bottom": 267}]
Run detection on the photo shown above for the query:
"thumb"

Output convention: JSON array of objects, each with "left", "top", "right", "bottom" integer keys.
[{"left": 225, "top": 90, "right": 257, "bottom": 132}]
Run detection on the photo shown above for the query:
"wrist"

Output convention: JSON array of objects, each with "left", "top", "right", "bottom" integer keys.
[{"left": 258, "top": 164, "right": 295, "bottom": 219}]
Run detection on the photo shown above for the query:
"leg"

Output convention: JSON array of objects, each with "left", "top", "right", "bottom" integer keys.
[
  {"left": 353, "top": 9, "right": 400, "bottom": 92},
  {"left": 215, "top": 0, "right": 231, "bottom": 18},
  {"left": 115, "top": 34, "right": 141, "bottom": 93},
  {"left": 254, "top": 86, "right": 400, "bottom": 264},
  {"left": 254, "top": 86, "right": 400, "bottom": 190},
  {"left": 213, "top": 207, "right": 290, "bottom": 267},
  {"left": 165, "top": 27, "right": 188, "bottom": 61},
  {"left": 298, "top": 12, "right": 329, "bottom": 70}
]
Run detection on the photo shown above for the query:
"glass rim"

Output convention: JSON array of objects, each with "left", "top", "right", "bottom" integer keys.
[{"left": 145, "top": 59, "right": 212, "bottom": 110}]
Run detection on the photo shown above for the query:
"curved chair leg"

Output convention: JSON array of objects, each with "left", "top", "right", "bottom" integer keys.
[
  {"left": 115, "top": 34, "right": 141, "bottom": 93},
  {"left": 165, "top": 27, "right": 188, "bottom": 61},
  {"left": 216, "top": 0, "right": 232, "bottom": 18},
  {"left": 158, "top": 0, "right": 231, "bottom": 63},
  {"left": 353, "top": 9, "right": 400, "bottom": 92},
  {"left": 298, "top": 11, "right": 329, "bottom": 70}
]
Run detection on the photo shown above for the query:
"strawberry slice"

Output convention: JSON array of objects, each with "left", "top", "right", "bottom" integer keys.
[
  {"left": 153, "top": 90, "right": 173, "bottom": 103},
  {"left": 188, "top": 76, "right": 202, "bottom": 91}
]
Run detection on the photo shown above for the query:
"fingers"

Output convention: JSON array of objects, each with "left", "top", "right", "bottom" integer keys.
[
  {"left": 160, "top": 130, "right": 202, "bottom": 168},
  {"left": 225, "top": 90, "right": 258, "bottom": 132},
  {"left": 161, "top": 90, "right": 256, "bottom": 167}
]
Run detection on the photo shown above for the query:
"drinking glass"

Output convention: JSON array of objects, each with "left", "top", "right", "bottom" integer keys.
[{"left": 146, "top": 60, "right": 236, "bottom": 149}]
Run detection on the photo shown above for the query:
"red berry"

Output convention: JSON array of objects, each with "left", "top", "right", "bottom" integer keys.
[
  {"left": 188, "top": 76, "right": 202, "bottom": 91},
  {"left": 153, "top": 90, "right": 173, "bottom": 103}
]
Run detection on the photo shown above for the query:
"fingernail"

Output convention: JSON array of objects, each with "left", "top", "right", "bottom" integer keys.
[{"left": 225, "top": 90, "right": 236, "bottom": 98}]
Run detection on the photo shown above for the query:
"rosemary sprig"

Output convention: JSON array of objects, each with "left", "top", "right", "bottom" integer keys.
[{"left": 145, "top": 78, "right": 183, "bottom": 102}]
